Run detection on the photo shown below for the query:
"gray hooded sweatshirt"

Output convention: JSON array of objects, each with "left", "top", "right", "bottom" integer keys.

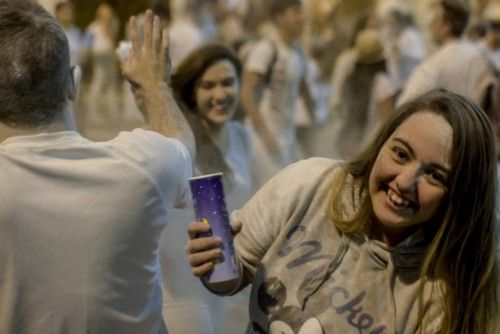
[{"left": 232, "top": 158, "right": 444, "bottom": 334}]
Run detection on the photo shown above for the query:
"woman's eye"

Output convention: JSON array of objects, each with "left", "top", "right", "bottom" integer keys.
[
  {"left": 200, "top": 83, "right": 214, "bottom": 89},
  {"left": 429, "top": 171, "right": 447, "bottom": 185},
  {"left": 222, "top": 78, "right": 236, "bottom": 87},
  {"left": 392, "top": 147, "right": 408, "bottom": 161}
]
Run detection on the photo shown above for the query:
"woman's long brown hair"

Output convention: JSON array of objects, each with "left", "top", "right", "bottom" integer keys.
[{"left": 328, "top": 90, "right": 498, "bottom": 333}]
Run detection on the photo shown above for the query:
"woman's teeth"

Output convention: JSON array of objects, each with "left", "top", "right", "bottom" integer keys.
[{"left": 387, "top": 188, "right": 411, "bottom": 207}]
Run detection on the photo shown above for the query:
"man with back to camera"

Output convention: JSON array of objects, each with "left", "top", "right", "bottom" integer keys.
[
  {"left": 0, "top": 1, "right": 195, "bottom": 333},
  {"left": 397, "top": 0, "right": 495, "bottom": 107}
]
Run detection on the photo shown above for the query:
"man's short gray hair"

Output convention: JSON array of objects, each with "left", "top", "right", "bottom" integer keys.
[{"left": 0, "top": 0, "right": 70, "bottom": 127}]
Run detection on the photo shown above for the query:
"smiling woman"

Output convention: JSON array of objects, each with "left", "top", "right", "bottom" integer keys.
[
  {"left": 170, "top": 44, "right": 247, "bottom": 189},
  {"left": 187, "top": 89, "right": 498, "bottom": 334},
  {"left": 368, "top": 112, "right": 452, "bottom": 246},
  {"left": 160, "top": 44, "right": 253, "bottom": 334},
  {"left": 328, "top": 89, "right": 497, "bottom": 334}
]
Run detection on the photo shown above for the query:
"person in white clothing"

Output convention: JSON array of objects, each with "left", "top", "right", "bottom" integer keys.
[
  {"left": 160, "top": 44, "right": 252, "bottom": 334},
  {"left": 0, "top": 3, "right": 195, "bottom": 334},
  {"left": 169, "top": 0, "right": 217, "bottom": 69},
  {"left": 398, "top": 0, "right": 495, "bottom": 107},
  {"left": 85, "top": 1, "right": 121, "bottom": 126},
  {"left": 381, "top": 5, "right": 426, "bottom": 89},
  {"left": 241, "top": 0, "right": 316, "bottom": 191},
  {"left": 55, "top": 1, "right": 85, "bottom": 67}
]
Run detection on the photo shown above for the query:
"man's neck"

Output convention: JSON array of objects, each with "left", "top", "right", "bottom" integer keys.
[{"left": 0, "top": 108, "right": 76, "bottom": 143}]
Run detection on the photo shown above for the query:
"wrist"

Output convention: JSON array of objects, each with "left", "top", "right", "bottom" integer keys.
[{"left": 137, "top": 81, "right": 169, "bottom": 92}]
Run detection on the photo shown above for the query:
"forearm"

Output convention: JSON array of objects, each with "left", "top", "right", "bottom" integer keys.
[
  {"left": 301, "top": 81, "right": 317, "bottom": 122},
  {"left": 140, "top": 82, "right": 195, "bottom": 160},
  {"left": 241, "top": 91, "right": 273, "bottom": 140}
]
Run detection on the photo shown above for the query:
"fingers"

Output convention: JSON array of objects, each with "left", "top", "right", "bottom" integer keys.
[
  {"left": 152, "top": 15, "right": 161, "bottom": 54},
  {"left": 128, "top": 16, "right": 140, "bottom": 56},
  {"left": 191, "top": 261, "right": 215, "bottom": 278},
  {"left": 187, "top": 220, "right": 209, "bottom": 240},
  {"left": 188, "top": 247, "right": 221, "bottom": 267},
  {"left": 187, "top": 245, "right": 221, "bottom": 278},
  {"left": 186, "top": 235, "right": 221, "bottom": 254},
  {"left": 160, "top": 27, "right": 170, "bottom": 68},
  {"left": 185, "top": 223, "right": 222, "bottom": 278},
  {"left": 143, "top": 9, "right": 153, "bottom": 51}
]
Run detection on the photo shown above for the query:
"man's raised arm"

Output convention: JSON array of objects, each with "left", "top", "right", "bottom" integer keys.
[{"left": 121, "top": 10, "right": 195, "bottom": 161}]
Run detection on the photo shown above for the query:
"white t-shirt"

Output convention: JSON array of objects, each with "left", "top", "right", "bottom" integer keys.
[
  {"left": 0, "top": 129, "right": 192, "bottom": 334},
  {"left": 160, "top": 121, "right": 252, "bottom": 334},
  {"left": 245, "top": 35, "right": 305, "bottom": 147},
  {"left": 245, "top": 34, "right": 306, "bottom": 188},
  {"left": 398, "top": 39, "right": 495, "bottom": 106}
]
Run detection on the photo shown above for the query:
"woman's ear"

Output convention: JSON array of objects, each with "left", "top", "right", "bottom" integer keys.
[{"left": 67, "top": 65, "right": 81, "bottom": 101}]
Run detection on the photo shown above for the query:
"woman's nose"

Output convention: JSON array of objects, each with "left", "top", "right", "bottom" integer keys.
[
  {"left": 395, "top": 164, "right": 420, "bottom": 192},
  {"left": 212, "top": 86, "right": 227, "bottom": 100}
]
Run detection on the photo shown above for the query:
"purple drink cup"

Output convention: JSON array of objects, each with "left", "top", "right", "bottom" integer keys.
[{"left": 189, "top": 173, "right": 239, "bottom": 283}]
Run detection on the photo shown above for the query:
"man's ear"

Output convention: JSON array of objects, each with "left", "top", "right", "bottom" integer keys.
[{"left": 67, "top": 65, "right": 81, "bottom": 101}]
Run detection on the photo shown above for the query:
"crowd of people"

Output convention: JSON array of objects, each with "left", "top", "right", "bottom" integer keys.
[{"left": 0, "top": 0, "right": 499, "bottom": 333}]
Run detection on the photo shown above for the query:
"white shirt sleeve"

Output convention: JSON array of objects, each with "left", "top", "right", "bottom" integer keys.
[
  {"left": 244, "top": 39, "right": 276, "bottom": 75},
  {"left": 397, "top": 63, "right": 437, "bottom": 106},
  {"left": 109, "top": 129, "right": 193, "bottom": 208}
]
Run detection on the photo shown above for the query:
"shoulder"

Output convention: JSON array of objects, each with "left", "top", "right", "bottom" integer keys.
[
  {"left": 108, "top": 129, "right": 191, "bottom": 172},
  {"left": 109, "top": 129, "right": 192, "bottom": 206},
  {"left": 244, "top": 38, "right": 277, "bottom": 71},
  {"left": 111, "top": 128, "right": 185, "bottom": 149},
  {"left": 272, "top": 158, "right": 344, "bottom": 193}
]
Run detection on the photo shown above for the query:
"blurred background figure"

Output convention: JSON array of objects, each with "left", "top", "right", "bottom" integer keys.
[
  {"left": 324, "top": 22, "right": 396, "bottom": 160},
  {"left": 160, "top": 44, "right": 252, "bottom": 334},
  {"left": 480, "top": 1, "right": 500, "bottom": 70},
  {"left": 84, "top": 1, "right": 121, "bottom": 132},
  {"left": 215, "top": 0, "right": 250, "bottom": 51},
  {"left": 314, "top": 14, "right": 378, "bottom": 159},
  {"left": 241, "top": 0, "right": 315, "bottom": 192},
  {"left": 55, "top": 1, "right": 86, "bottom": 67},
  {"left": 169, "top": 0, "right": 218, "bottom": 69},
  {"left": 398, "top": 0, "right": 495, "bottom": 106},
  {"left": 379, "top": 2, "right": 426, "bottom": 91}
]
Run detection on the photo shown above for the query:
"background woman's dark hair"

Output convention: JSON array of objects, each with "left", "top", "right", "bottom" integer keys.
[
  {"left": 330, "top": 89, "right": 497, "bottom": 333},
  {"left": 341, "top": 60, "right": 387, "bottom": 138},
  {"left": 171, "top": 44, "right": 242, "bottom": 184}
]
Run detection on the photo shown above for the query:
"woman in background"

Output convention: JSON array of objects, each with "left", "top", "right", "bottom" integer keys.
[{"left": 160, "top": 44, "right": 252, "bottom": 334}]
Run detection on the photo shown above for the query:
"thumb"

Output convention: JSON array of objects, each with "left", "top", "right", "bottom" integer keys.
[{"left": 230, "top": 220, "right": 243, "bottom": 235}]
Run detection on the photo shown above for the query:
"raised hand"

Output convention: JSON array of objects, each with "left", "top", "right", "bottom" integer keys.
[{"left": 121, "top": 10, "right": 170, "bottom": 89}]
